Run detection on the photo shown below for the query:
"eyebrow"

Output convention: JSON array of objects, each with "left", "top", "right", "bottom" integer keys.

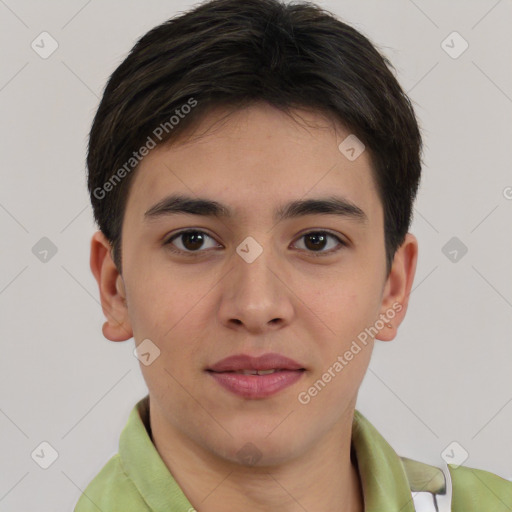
[{"left": 144, "top": 193, "right": 368, "bottom": 224}]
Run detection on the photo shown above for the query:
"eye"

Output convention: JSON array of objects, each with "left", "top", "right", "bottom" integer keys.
[
  {"left": 164, "top": 229, "right": 220, "bottom": 255},
  {"left": 163, "top": 229, "right": 347, "bottom": 257},
  {"left": 293, "top": 231, "right": 347, "bottom": 257}
]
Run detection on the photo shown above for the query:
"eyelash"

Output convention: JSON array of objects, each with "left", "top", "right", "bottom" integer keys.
[{"left": 163, "top": 229, "right": 347, "bottom": 258}]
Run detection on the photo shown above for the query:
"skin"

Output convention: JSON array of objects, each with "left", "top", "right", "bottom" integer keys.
[{"left": 90, "top": 102, "right": 418, "bottom": 512}]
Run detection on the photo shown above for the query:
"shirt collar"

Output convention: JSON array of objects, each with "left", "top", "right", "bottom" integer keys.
[
  {"left": 352, "top": 408, "right": 416, "bottom": 511},
  {"left": 119, "top": 395, "right": 415, "bottom": 511},
  {"left": 119, "top": 395, "right": 193, "bottom": 511}
]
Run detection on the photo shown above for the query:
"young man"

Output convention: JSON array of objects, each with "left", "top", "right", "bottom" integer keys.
[{"left": 76, "top": 0, "right": 512, "bottom": 510}]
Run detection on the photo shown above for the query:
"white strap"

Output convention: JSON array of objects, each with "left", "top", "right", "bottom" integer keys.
[
  {"left": 410, "top": 461, "right": 452, "bottom": 512},
  {"left": 436, "top": 461, "right": 453, "bottom": 512}
]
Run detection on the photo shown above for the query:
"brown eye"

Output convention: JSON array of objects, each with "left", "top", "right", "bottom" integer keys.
[
  {"left": 304, "top": 232, "right": 328, "bottom": 251},
  {"left": 294, "top": 231, "right": 346, "bottom": 256},
  {"left": 164, "top": 230, "right": 219, "bottom": 254}
]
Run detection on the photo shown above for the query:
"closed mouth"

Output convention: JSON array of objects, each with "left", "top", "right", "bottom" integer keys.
[{"left": 207, "top": 368, "right": 306, "bottom": 375}]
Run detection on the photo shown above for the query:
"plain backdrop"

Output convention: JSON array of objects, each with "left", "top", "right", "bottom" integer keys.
[{"left": 0, "top": 0, "right": 511, "bottom": 510}]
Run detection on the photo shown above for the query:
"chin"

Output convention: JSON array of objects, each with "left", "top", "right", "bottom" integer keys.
[{"left": 216, "top": 429, "right": 305, "bottom": 467}]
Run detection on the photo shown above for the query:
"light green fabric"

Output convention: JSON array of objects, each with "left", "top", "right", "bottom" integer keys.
[
  {"left": 449, "top": 464, "right": 512, "bottom": 511},
  {"left": 75, "top": 395, "right": 512, "bottom": 511}
]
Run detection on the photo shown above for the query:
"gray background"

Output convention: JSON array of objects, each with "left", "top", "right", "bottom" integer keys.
[{"left": 1, "top": 0, "right": 511, "bottom": 510}]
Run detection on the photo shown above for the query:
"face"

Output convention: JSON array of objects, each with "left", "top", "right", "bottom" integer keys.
[{"left": 92, "top": 102, "right": 417, "bottom": 466}]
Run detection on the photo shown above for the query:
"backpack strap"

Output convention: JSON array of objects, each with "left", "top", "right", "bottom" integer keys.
[{"left": 400, "top": 456, "right": 453, "bottom": 511}]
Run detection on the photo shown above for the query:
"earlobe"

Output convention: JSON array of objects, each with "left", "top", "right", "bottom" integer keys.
[
  {"left": 90, "top": 230, "right": 133, "bottom": 342},
  {"left": 375, "top": 233, "right": 418, "bottom": 342}
]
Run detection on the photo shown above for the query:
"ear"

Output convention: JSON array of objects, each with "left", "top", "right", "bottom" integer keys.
[
  {"left": 89, "top": 230, "right": 133, "bottom": 342},
  {"left": 375, "top": 233, "right": 418, "bottom": 342}
]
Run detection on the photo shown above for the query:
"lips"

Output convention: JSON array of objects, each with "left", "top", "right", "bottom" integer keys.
[
  {"left": 206, "top": 352, "right": 306, "bottom": 373},
  {"left": 206, "top": 353, "right": 306, "bottom": 399}
]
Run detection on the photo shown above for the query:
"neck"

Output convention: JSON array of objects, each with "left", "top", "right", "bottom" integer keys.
[{"left": 149, "top": 402, "right": 364, "bottom": 512}]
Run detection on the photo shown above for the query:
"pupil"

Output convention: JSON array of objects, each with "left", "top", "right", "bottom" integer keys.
[
  {"left": 183, "top": 231, "right": 204, "bottom": 250},
  {"left": 305, "top": 233, "right": 326, "bottom": 251}
]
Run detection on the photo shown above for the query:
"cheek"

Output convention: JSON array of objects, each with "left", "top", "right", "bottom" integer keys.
[
  {"left": 126, "top": 273, "right": 215, "bottom": 375},
  {"left": 300, "top": 284, "right": 380, "bottom": 390},
  {"left": 303, "top": 289, "right": 376, "bottom": 399},
  {"left": 124, "top": 264, "right": 202, "bottom": 337},
  {"left": 305, "top": 273, "right": 380, "bottom": 336}
]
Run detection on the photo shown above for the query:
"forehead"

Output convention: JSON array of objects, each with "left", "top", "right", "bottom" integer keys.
[{"left": 124, "top": 103, "right": 381, "bottom": 227}]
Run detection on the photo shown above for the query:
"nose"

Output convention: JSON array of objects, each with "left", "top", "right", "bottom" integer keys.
[{"left": 217, "top": 243, "right": 294, "bottom": 333}]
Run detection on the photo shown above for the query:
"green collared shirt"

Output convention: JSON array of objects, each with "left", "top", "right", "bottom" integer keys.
[{"left": 75, "top": 396, "right": 512, "bottom": 511}]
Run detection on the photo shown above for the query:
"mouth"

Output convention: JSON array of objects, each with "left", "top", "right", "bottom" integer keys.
[
  {"left": 207, "top": 368, "right": 305, "bottom": 375},
  {"left": 206, "top": 352, "right": 306, "bottom": 373},
  {"left": 206, "top": 369, "right": 306, "bottom": 399},
  {"left": 205, "top": 353, "right": 306, "bottom": 399}
]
